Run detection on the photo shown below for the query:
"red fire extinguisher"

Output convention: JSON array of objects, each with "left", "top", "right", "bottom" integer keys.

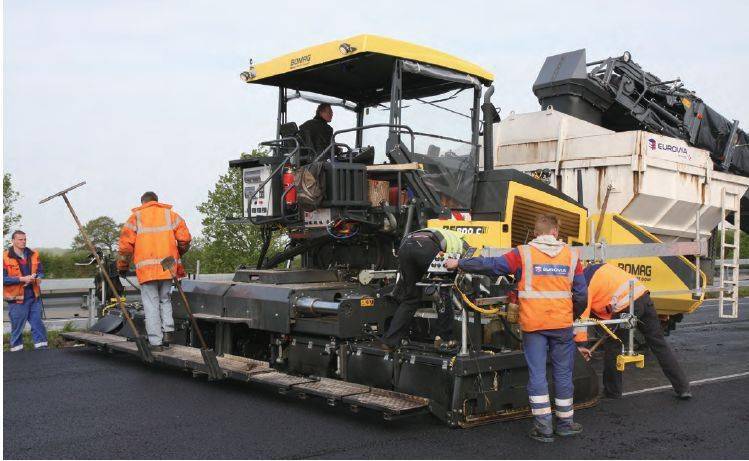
[{"left": 282, "top": 164, "right": 297, "bottom": 206}]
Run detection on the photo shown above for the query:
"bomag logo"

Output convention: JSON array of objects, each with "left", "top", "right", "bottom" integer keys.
[
  {"left": 618, "top": 263, "right": 652, "bottom": 282},
  {"left": 444, "top": 225, "right": 486, "bottom": 235},
  {"left": 290, "top": 54, "right": 311, "bottom": 69}
]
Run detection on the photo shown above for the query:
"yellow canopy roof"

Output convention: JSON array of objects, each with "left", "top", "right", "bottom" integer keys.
[{"left": 242, "top": 34, "right": 494, "bottom": 104}]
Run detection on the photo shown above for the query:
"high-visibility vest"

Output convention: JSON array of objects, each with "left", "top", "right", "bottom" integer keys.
[
  {"left": 588, "top": 263, "right": 647, "bottom": 320},
  {"left": 423, "top": 228, "right": 465, "bottom": 254},
  {"left": 574, "top": 263, "right": 648, "bottom": 342},
  {"left": 118, "top": 202, "right": 191, "bottom": 284},
  {"left": 517, "top": 244, "right": 578, "bottom": 332},
  {"left": 3, "top": 249, "right": 41, "bottom": 303}
]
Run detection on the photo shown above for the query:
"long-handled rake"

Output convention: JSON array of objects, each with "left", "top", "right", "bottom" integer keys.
[{"left": 39, "top": 182, "right": 153, "bottom": 363}]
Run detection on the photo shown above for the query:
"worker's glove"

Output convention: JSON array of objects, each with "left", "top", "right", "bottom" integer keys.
[{"left": 177, "top": 241, "right": 190, "bottom": 256}]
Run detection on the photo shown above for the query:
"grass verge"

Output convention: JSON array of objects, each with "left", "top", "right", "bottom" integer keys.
[{"left": 3, "top": 322, "right": 77, "bottom": 351}]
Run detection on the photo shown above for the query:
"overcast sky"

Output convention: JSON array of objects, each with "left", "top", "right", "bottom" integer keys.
[{"left": 4, "top": 0, "right": 749, "bottom": 248}]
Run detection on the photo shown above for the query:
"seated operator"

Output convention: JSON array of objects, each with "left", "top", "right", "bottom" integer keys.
[{"left": 299, "top": 103, "right": 334, "bottom": 156}]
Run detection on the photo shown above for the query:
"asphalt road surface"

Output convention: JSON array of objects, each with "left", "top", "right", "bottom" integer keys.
[{"left": 4, "top": 300, "right": 749, "bottom": 459}]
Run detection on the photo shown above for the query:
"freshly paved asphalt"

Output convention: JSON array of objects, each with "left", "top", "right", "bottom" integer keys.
[{"left": 4, "top": 301, "right": 749, "bottom": 459}]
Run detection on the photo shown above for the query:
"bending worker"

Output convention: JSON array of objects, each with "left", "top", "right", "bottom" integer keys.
[
  {"left": 381, "top": 228, "right": 467, "bottom": 351},
  {"left": 577, "top": 262, "right": 691, "bottom": 400},
  {"left": 445, "top": 214, "right": 587, "bottom": 442},
  {"left": 117, "top": 191, "right": 192, "bottom": 350}
]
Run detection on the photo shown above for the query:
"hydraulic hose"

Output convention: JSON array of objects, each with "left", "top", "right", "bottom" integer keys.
[
  {"left": 256, "top": 231, "right": 272, "bottom": 269},
  {"left": 261, "top": 235, "right": 330, "bottom": 269},
  {"left": 454, "top": 283, "right": 501, "bottom": 315},
  {"left": 402, "top": 202, "right": 415, "bottom": 240}
]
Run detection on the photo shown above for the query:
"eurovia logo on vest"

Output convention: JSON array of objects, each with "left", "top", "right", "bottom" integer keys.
[
  {"left": 532, "top": 264, "right": 570, "bottom": 276},
  {"left": 647, "top": 137, "right": 692, "bottom": 161}
]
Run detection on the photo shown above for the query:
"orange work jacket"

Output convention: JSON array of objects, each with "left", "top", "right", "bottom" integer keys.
[
  {"left": 118, "top": 201, "right": 191, "bottom": 284},
  {"left": 517, "top": 244, "right": 578, "bottom": 332},
  {"left": 3, "top": 249, "right": 42, "bottom": 303},
  {"left": 575, "top": 263, "right": 647, "bottom": 342}
]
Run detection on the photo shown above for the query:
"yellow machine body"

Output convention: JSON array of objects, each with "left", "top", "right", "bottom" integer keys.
[
  {"left": 589, "top": 213, "right": 705, "bottom": 316},
  {"left": 428, "top": 177, "right": 705, "bottom": 317},
  {"left": 428, "top": 180, "right": 587, "bottom": 250}
]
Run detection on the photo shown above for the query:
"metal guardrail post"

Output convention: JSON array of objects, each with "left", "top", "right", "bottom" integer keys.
[
  {"left": 627, "top": 280, "right": 635, "bottom": 355},
  {"left": 451, "top": 291, "right": 469, "bottom": 356},
  {"left": 459, "top": 309, "right": 469, "bottom": 356},
  {"left": 695, "top": 208, "right": 701, "bottom": 295}
]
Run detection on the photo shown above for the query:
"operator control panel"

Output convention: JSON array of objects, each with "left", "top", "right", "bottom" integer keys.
[
  {"left": 428, "top": 252, "right": 462, "bottom": 274},
  {"left": 243, "top": 165, "right": 274, "bottom": 218}
]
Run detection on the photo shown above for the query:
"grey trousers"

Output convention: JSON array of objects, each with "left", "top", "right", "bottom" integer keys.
[{"left": 140, "top": 280, "right": 174, "bottom": 346}]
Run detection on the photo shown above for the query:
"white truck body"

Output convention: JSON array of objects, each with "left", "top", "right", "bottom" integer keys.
[{"left": 491, "top": 108, "right": 749, "bottom": 242}]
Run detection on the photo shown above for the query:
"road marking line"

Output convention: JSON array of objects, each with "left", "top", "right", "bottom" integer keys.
[
  {"left": 623, "top": 371, "right": 749, "bottom": 396},
  {"left": 679, "top": 319, "right": 749, "bottom": 328}
]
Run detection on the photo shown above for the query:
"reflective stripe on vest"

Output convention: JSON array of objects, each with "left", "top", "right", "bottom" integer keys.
[
  {"left": 135, "top": 257, "right": 181, "bottom": 269},
  {"left": 135, "top": 209, "right": 181, "bottom": 234},
  {"left": 518, "top": 291, "right": 573, "bottom": 299},
  {"left": 611, "top": 278, "right": 647, "bottom": 312}
]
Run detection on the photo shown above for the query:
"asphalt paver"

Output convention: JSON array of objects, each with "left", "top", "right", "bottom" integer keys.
[{"left": 4, "top": 301, "right": 749, "bottom": 459}]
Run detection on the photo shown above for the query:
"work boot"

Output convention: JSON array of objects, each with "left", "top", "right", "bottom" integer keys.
[
  {"left": 149, "top": 344, "right": 164, "bottom": 352},
  {"left": 528, "top": 427, "right": 554, "bottom": 443},
  {"left": 374, "top": 336, "right": 395, "bottom": 352},
  {"left": 162, "top": 332, "right": 174, "bottom": 346},
  {"left": 555, "top": 422, "right": 583, "bottom": 437}
]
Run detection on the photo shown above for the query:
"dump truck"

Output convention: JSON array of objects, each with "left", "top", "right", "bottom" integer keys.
[{"left": 63, "top": 35, "right": 742, "bottom": 426}]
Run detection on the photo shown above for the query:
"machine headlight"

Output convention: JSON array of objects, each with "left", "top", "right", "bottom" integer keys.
[
  {"left": 240, "top": 69, "right": 256, "bottom": 83},
  {"left": 338, "top": 43, "right": 356, "bottom": 55}
]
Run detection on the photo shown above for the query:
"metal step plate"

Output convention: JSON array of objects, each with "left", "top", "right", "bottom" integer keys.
[
  {"left": 107, "top": 340, "right": 140, "bottom": 354},
  {"left": 342, "top": 388, "right": 429, "bottom": 415},
  {"left": 292, "top": 378, "right": 370, "bottom": 401},
  {"left": 248, "top": 371, "right": 317, "bottom": 390},
  {"left": 61, "top": 331, "right": 128, "bottom": 347},
  {"left": 63, "top": 331, "right": 430, "bottom": 420},
  {"left": 218, "top": 354, "right": 270, "bottom": 376}
]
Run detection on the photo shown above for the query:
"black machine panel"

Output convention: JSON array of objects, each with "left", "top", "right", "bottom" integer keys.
[{"left": 533, "top": 48, "right": 749, "bottom": 231}]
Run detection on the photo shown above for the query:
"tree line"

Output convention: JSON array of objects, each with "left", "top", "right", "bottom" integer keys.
[{"left": 3, "top": 150, "right": 279, "bottom": 278}]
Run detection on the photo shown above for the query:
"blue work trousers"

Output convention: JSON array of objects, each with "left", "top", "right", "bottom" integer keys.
[
  {"left": 523, "top": 327, "right": 576, "bottom": 435},
  {"left": 8, "top": 297, "right": 47, "bottom": 351}
]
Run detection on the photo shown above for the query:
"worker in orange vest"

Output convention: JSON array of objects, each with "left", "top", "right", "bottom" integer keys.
[
  {"left": 577, "top": 262, "right": 691, "bottom": 400},
  {"left": 3, "top": 230, "right": 48, "bottom": 351},
  {"left": 446, "top": 214, "right": 587, "bottom": 443},
  {"left": 117, "top": 191, "right": 192, "bottom": 350}
]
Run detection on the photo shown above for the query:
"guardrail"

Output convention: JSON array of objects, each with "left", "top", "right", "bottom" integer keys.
[{"left": 4, "top": 274, "right": 235, "bottom": 311}]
